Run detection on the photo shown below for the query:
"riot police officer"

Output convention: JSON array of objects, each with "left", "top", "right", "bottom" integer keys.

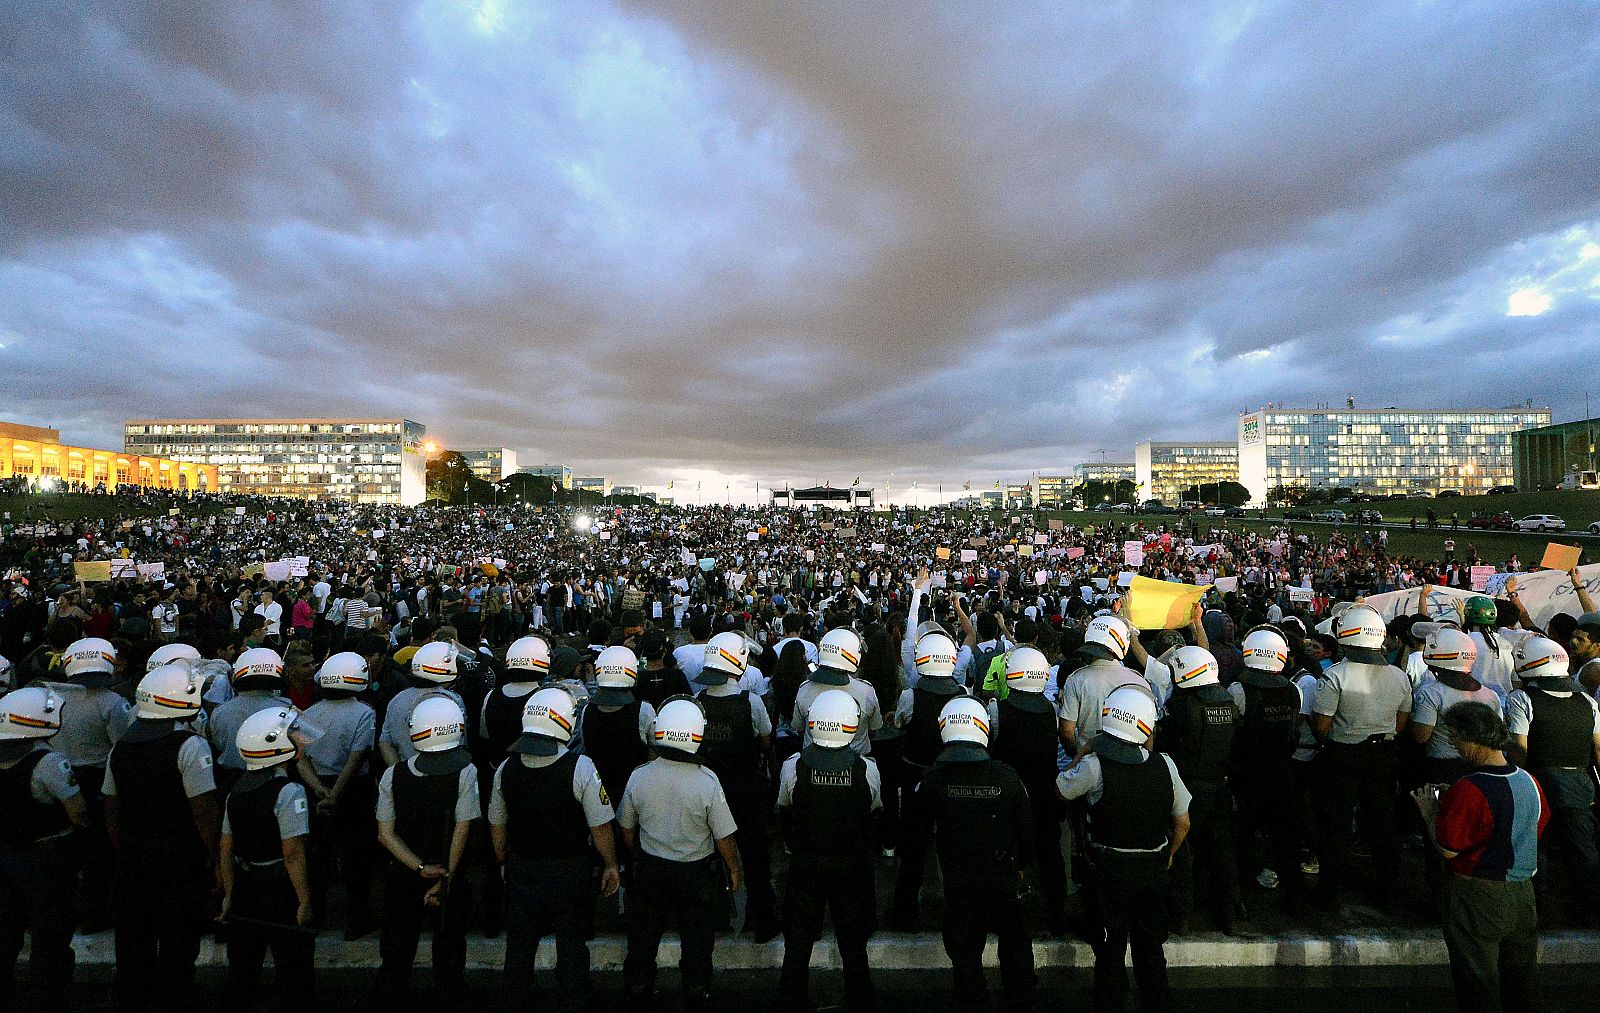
[
  {"left": 0, "top": 686, "right": 85, "bottom": 1013},
  {"left": 378, "top": 640, "right": 466, "bottom": 768},
  {"left": 208, "top": 646, "right": 292, "bottom": 797},
  {"left": 103, "top": 663, "right": 220, "bottom": 1011},
  {"left": 301, "top": 651, "right": 378, "bottom": 938},
  {"left": 618, "top": 697, "right": 741, "bottom": 1013},
  {"left": 1410, "top": 628, "right": 1501, "bottom": 786},
  {"left": 1229, "top": 626, "right": 1305, "bottom": 911},
  {"left": 916, "top": 696, "right": 1035, "bottom": 1009},
  {"left": 581, "top": 644, "right": 656, "bottom": 812},
  {"left": 776, "top": 689, "right": 882, "bottom": 1013},
  {"left": 480, "top": 635, "right": 551, "bottom": 761},
  {"left": 887, "top": 631, "right": 967, "bottom": 931},
  {"left": 1157, "top": 644, "right": 1241, "bottom": 934},
  {"left": 220, "top": 706, "right": 316, "bottom": 1004},
  {"left": 692, "top": 631, "right": 779, "bottom": 941},
  {"left": 1057, "top": 615, "right": 1151, "bottom": 756},
  {"left": 792, "top": 628, "right": 885, "bottom": 756},
  {"left": 989, "top": 645, "right": 1070, "bottom": 934},
  {"left": 491, "top": 687, "right": 621, "bottom": 1013},
  {"left": 1058, "top": 685, "right": 1191, "bottom": 1013}
]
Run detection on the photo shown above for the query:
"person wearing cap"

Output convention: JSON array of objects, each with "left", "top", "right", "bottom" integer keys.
[
  {"left": 1504, "top": 636, "right": 1600, "bottom": 923},
  {"left": 1411, "top": 702, "right": 1548, "bottom": 1013},
  {"left": 300, "top": 651, "right": 378, "bottom": 939},
  {"left": 913, "top": 695, "right": 1035, "bottom": 1009},
  {"left": 0, "top": 685, "right": 86, "bottom": 1013},
  {"left": 1058, "top": 684, "right": 1191, "bottom": 1013},
  {"left": 582, "top": 644, "right": 656, "bottom": 814},
  {"left": 374, "top": 695, "right": 481, "bottom": 1004},
  {"left": 792, "top": 626, "right": 885, "bottom": 757},
  {"left": 218, "top": 707, "right": 315, "bottom": 1006},
  {"left": 102, "top": 663, "right": 220, "bottom": 1011},
  {"left": 491, "top": 687, "right": 621, "bottom": 1013},
  {"left": 1310, "top": 603, "right": 1413, "bottom": 912},
  {"left": 692, "top": 631, "right": 779, "bottom": 941},
  {"left": 988, "top": 645, "right": 1070, "bottom": 935},
  {"left": 208, "top": 646, "right": 293, "bottom": 797},
  {"left": 887, "top": 630, "right": 968, "bottom": 932},
  {"left": 377, "top": 639, "right": 465, "bottom": 768},
  {"left": 618, "top": 697, "right": 741, "bottom": 1013},
  {"left": 775, "top": 689, "right": 882, "bottom": 1013}
]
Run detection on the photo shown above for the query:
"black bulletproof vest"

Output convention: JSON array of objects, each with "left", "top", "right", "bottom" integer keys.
[
  {"left": 228, "top": 776, "right": 293, "bottom": 864},
  {"left": 1162, "top": 685, "right": 1236, "bottom": 786},
  {"left": 581, "top": 701, "right": 648, "bottom": 806},
  {"left": 501, "top": 750, "right": 591, "bottom": 860},
  {"left": 905, "top": 684, "right": 965, "bottom": 767},
  {"left": 699, "top": 691, "right": 759, "bottom": 792},
  {"left": 107, "top": 730, "right": 206, "bottom": 856},
  {"left": 1089, "top": 752, "right": 1174, "bottom": 851},
  {"left": 991, "top": 698, "right": 1060, "bottom": 791},
  {"left": 791, "top": 754, "right": 873, "bottom": 858},
  {"left": 1237, "top": 679, "right": 1300, "bottom": 764},
  {"left": 926, "top": 758, "right": 1024, "bottom": 869},
  {"left": 1526, "top": 687, "right": 1594, "bottom": 769},
  {"left": 391, "top": 760, "right": 461, "bottom": 865},
  {"left": 483, "top": 685, "right": 534, "bottom": 759},
  {"left": 0, "top": 750, "right": 69, "bottom": 848}
]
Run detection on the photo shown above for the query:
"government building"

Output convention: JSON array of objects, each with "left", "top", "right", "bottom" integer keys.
[
  {"left": 1135, "top": 441, "right": 1239, "bottom": 506},
  {"left": 1, "top": 421, "right": 217, "bottom": 493}
]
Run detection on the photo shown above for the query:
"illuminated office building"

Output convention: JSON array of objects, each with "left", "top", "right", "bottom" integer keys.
[
  {"left": 459, "top": 448, "right": 518, "bottom": 482},
  {"left": 1135, "top": 442, "right": 1239, "bottom": 506},
  {"left": 1, "top": 421, "right": 216, "bottom": 492}
]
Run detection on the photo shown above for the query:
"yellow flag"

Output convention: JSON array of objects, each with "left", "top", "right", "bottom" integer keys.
[{"left": 1125, "top": 575, "right": 1211, "bottom": 630}]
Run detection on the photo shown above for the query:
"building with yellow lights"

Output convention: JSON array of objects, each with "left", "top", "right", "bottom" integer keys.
[{"left": 0, "top": 421, "right": 217, "bottom": 493}]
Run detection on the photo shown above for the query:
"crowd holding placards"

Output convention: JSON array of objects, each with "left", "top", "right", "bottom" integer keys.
[{"left": 1, "top": 495, "right": 1598, "bottom": 1012}]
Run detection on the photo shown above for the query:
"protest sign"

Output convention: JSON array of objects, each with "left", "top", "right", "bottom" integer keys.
[
  {"left": 74, "top": 561, "right": 111, "bottom": 582},
  {"left": 1470, "top": 565, "right": 1496, "bottom": 592},
  {"left": 1033, "top": 534, "right": 1048, "bottom": 545},
  {"left": 136, "top": 562, "right": 165, "bottom": 581},
  {"left": 681, "top": 548, "right": 697, "bottom": 567},
  {"left": 1066, "top": 546, "right": 1085, "bottom": 560},
  {"left": 1213, "top": 576, "right": 1238, "bottom": 594},
  {"left": 1288, "top": 586, "right": 1315, "bottom": 604},
  {"left": 1364, "top": 565, "right": 1600, "bottom": 630},
  {"left": 1125, "top": 575, "right": 1210, "bottom": 629},
  {"left": 263, "top": 561, "right": 290, "bottom": 582},
  {"left": 960, "top": 549, "right": 978, "bottom": 563},
  {"left": 1048, "top": 519, "right": 1064, "bottom": 531},
  {"left": 235, "top": 506, "right": 246, "bottom": 515},
  {"left": 1117, "top": 572, "right": 1137, "bottom": 588},
  {"left": 1484, "top": 572, "right": 1513, "bottom": 597},
  {"left": 110, "top": 559, "right": 138, "bottom": 578},
  {"left": 1123, "top": 540, "right": 1144, "bottom": 566},
  {"left": 936, "top": 547, "right": 952, "bottom": 561},
  {"left": 871, "top": 542, "right": 886, "bottom": 552},
  {"left": 168, "top": 508, "right": 179, "bottom": 516},
  {"left": 1018, "top": 544, "right": 1034, "bottom": 557},
  {"left": 1541, "top": 543, "right": 1582, "bottom": 572},
  {"left": 699, "top": 558, "right": 716, "bottom": 571},
  {"left": 747, "top": 531, "right": 760, "bottom": 541}
]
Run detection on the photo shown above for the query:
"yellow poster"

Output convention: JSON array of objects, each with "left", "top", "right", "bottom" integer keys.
[
  {"left": 1125, "top": 575, "right": 1211, "bottom": 630},
  {"left": 74, "top": 561, "right": 112, "bottom": 582}
]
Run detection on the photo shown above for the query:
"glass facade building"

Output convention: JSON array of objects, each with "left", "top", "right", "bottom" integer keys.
[
  {"left": 1237, "top": 408, "right": 1552, "bottom": 504},
  {"left": 1072, "top": 462, "right": 1136, "bottom": 485},
  {"left": 518, "top": 464, "right": 572, "bottom": 489},
  {"left": 1135, "top": 442, "right": 1239, "bottom": 506},
  {"left": 123, "top": 418, "right": 427, "bottom": 505},
  {"left": 459, "top": 447, "right": 518, "bottom": 483},
  {"left": 1036, "top": 474, "right": 1073, "bottom": 508}
]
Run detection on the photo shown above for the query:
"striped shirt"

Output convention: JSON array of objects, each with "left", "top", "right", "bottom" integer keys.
[
  {"left": 1436, "top": 764, "right": 1548, "bottom": 882},
  {"left": 343, "top": 597, "right": 371, "bottom": 630}
]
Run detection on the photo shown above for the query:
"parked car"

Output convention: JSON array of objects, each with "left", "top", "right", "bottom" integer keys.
[
  {"left": 1466, "top": 512, "right": 1514, "bottom": 530},
  {"left": 1356, "top": 509, "right": 1384, "bottom": 524},
  {"left": 1407, "top": 490, "right": 1431, "bottom": 499},
  {"left": 1513, "top": 514, "right": 1566, "bottom": 532},
  {"left": 1108, "top": 502, "right": 1134, "bottom": 513},
  {"left": 1224, "top": 506, "right": 1249, "bottom": 517},
  {"left": 1486, "top": 485, "right": 1519, "bottom": 495},
  {"left": 1314, "top": 509, "right": 1347, "bottom": 523},
  {"left": 1437, "top": 489, "right": 1462, "bottom": 498},
  {"left": 1283, "top": 508, "right": 1314, "bottom": 520},
  {"left": 1589, "top": 521, "right": 1600, "bottom": 535},
  {"left": 1203, "top": 506, "right": 1226, "bottom": 516}
]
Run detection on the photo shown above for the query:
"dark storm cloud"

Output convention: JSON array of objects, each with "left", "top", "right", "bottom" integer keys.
[{"left": 2, "top": 0, "right": 1598, "bottom": 494}]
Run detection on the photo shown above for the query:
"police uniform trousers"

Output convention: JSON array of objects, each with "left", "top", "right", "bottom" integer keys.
[
  {"left": 889, "top": 762, "right": 933, "bottom": 924},
  {"left": 503, "top": 853, "right": 596, "bottom": 1013},
  {"left": 941, "top": 863, "right": 1036, "bottom": 1008},
  {"left": 375, "top": 861, "right": 472, "bottom": 1002},
  {"left": 1169, "top": 780, "right": 1239, "bottom": 927},
  {"left": 310, "top": 773, "right": 376, "bottom": 932},
  {"left": 622, "top": 852, "right": 723, "bottom": 1006},
  {"left": 725, "top": 784, "right": 776, "bottom": 934},
  {"left": 1442, "top": 875, "right": 1538, "bottom": 1013},
  {"left": 1528, "top": 767, "right": 1600, "bottom": 912},
  {"left": 1022, "top": 778, "right": 1069, "bottom": 922},
  {"left": 1315, "top": 737, "right": 1399, "bottom": 906},
  {"left": 779, "top": 853, "right": 876, "bottom": 1009},
  {"left": 0, "top": 839, "right": 76, "bottom": 1011},
  {"left": 224, "top": 861, "right": 313, "bottom": 1004},
  {"left": 1086, "top": 848, "right": 1170, "bottom": 1013},
  {"left": 70, "top": 765, "right": 115, "bottom": 930},
  {"left": 1233, "top": 760, "right": 1303, "bottom": 908},
  {"left": 113, "top": 842, "right": 211, "bottom": 1010}
]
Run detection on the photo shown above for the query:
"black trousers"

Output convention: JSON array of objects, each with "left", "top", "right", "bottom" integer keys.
[
  {"left": 375, "top": 862, "right": 471, "bottom": 1001},
  {"left": 1529, "top": 767, "right": 1600, "bottom": 910},
  {"left": 727, "top": 788, "right": 776, "bottom": 931},
  {"left": 890, "top": 763, "right": 932, "bottom": 922},
  {"left": 1234, "top": 758, "right": 1304, "bottom": 906},
  {"left": 871, "top": 737, "right": 905, "bottom": 853},
  {"left": 0, "top": 843, "right": 75, "bottom": 1011},
  {"left": 1169, "top": 780, "right": 1239, "bottom": 925},
  {"left": 310, "top": 773, "right": 375, "bottom": 929},
  {"left": 113, "top": 844, "right": 210, "bottom": 1010},
  {"left": 1316, "top": 738, "right": 1399, "bottom": 905},
  {"left": 503, "top": 854, "right": 595, "bottom": 1013},
  {"left": 70, "top": 765, "right": 114, "bottom": 929},
  {"left": 940, "top": 864, "right": 1036, "bottom": 1008},
  {"left": 224, "top": 865, "right": 313, "bottom": 1004},
  {"left": 1086, "top": 849, "right": 1170, "bottom": 1013},
  {"left": 1024, "top": 784, "right": 1068, "bottom": 920},
  {"left": 622, "top": 853, "right": 722, "bottom": 1002},
  {"left": 779, "top": 853, "right": 875, "bottom": 1009}
]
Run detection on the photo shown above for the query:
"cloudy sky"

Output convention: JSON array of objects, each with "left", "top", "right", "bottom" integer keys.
[{"left": 3, "top": 1, "right": 1598, "bottom": 503}]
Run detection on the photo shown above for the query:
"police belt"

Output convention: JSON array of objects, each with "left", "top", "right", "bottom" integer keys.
[
  {"left": 1327, "top": 733, "right": 1394, "bottom": 746},
  {"left": 1089, "top": 840, "right": 1169, "bottom": 857},
  {"left": 234, "top": 856, "right": 286, "bottom": 871}
]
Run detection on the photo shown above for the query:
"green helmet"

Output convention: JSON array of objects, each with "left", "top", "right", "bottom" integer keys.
[{"left": 1463, "top": 596, "right": 1498, "bottom": 627}]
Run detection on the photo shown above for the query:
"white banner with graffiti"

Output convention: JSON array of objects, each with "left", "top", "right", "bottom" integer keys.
[{"left": 1363, "top": 564, "right": 1600, "bottom": 630}]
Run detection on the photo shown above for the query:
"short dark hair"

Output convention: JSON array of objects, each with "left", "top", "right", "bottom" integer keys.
[
  {"left": 1443, "top": 701, "right": 1511, "bottom": 751},
  {"left": 689, "top": 614, "right": 712, "bottom": 640}
]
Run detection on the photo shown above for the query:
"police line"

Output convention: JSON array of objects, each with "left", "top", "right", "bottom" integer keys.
[{"left": 1360, "top": 563, "right": 1600, "bottom": 629}]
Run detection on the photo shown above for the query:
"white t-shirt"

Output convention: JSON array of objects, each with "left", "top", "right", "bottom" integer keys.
[{"left": 254, "top": 601, "right": 283, "bottom": 637}]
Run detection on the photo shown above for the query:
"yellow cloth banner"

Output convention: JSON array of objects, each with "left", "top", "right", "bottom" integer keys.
[
  {"left": 1125, "top": 575, "right": 1211, "bottom": 630},
  {"left": 74, "top": 561, "right": 111, "bottom": 582}
]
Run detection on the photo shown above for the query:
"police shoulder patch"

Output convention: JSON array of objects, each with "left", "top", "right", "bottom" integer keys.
[
  {"left": 597, "top": 781, "right": 611, "bottom": 807},
  {"left": 292, "top": 796, "right": 309, "bottom": 815}
]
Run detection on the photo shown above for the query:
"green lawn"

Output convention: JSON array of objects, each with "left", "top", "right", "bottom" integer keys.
[
  {"left": 0, "top": 492, "right": 242, "bottom": 525},
  {"left": 1263, "top": 490, "right": 1600, "bottom": 530}
]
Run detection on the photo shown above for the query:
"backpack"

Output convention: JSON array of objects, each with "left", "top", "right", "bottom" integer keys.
[{"left": 969, "top": 641, "right": 1008, "bottom": 701}]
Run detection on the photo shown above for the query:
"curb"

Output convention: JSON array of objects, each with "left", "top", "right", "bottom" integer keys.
[{"left": 63, "top": 929, "right": 1600, "bottom": 970}]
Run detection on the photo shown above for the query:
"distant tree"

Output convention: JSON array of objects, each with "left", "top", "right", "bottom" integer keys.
[
  {"left": 426, "top": 452, "right": 494, "bottom": 505},
  {"left": 1180, "top": 481, "right": 1251, "bottom": 507},
  {"left": 1077, "top": 479, "right": 1138, "bottom": 506},
  {"left": 499, "top": 472, "right": 557, "bottom": 504}
]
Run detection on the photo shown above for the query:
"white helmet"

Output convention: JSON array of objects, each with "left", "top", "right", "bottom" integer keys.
[
  {"left": 411, "top": 641, "right": 459, "bottom": 683},
  {"left": 593, "top": 645, "right": 640, "bottom": 706},
  {"left": 504, "top": 636, "right": 552, "bottom": 680},
  {"left": 818, "top": 628, "right": 863, "bottom": 674},
  {"left": 315, "top": 652, "right": 370, "bottom": 693},
  {"left": 232, "top": 647, "right": 284, "bottom": 690},
  {"left": 408, "top": 695, "right": 466, "bottom": 753},
  {"left": 653, "top": 697, "right": 706, "bottom": 756},
  {"left": 1003, "top": 647, "right": 1052, "bottom": 698},
  {"left": 938, "top": 696, "right": 992, "bottom": 753},
  {"left": 237, "top": 707, "right": 302, "bottom": 771},
  {"left": 0, "top": 653, "right": 12, "bottom": 691},
  {"left": 699, "top": 632, "right": 748, "bottom": 684},
  {"left": 146, "top": 643, "right": 202, "bottom": 673},
  {"left": 1101, "top": 685, "right": 1157, "bottom": 745},
  {"left": 1166, "top": 645, "right": 1220, "bottom": 689},
  {"left": 1241, "top": 628, "right": 1290, "bottom": 673},
  {"left": 1514, "top": 636, "right": 1570, "bottom": 680},
  {"left": 513, "top": 686, "right": 578, "bottom": 756},
  {"left": 915, "top": 633, "right": 959, "bottom": 680},
  {"left": 805, "top": 689, "right": 860, "bottom": 751},
  {"left": 62, "top": 637, "right": 118, "bottom": 680},
  {"left": 1334, "top": 604, "right": 1387, "bottom": 661},
  {"left": 1082, "top": 615, "right": 1131, "bottom": 661},
  {"left": 0, "top": 685, "right": 64, "bottom": 740},
  {"left": 135, "top": 662, "right": 204, "bottom": 720},
  {"left": 1423, "top": 627, "right": 1479, "bottom": 675}
]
